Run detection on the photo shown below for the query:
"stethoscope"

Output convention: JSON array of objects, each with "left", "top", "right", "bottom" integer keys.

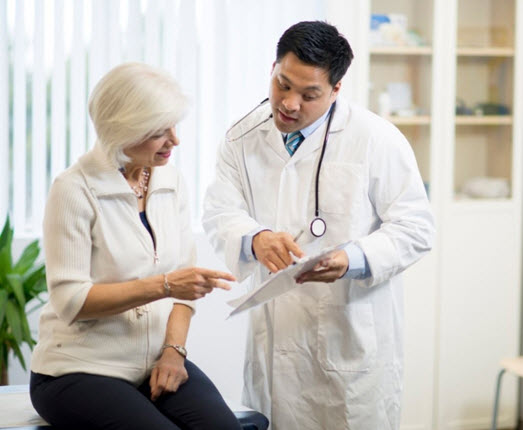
[{"left": 226, "top": 98, "right": 336, "bottom": 238}]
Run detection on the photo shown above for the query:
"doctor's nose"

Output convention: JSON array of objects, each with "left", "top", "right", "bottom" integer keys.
[{"left": 281, "top": 95, "right": 300, "bottom": 113}]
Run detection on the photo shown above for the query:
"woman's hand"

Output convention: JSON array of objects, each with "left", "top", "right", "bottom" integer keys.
[
  {"left": 150, "top": 348, "right": 188, "bottom": 401},
  {"left": 165, "top": 268, "right": 236, "bottom": 300}
]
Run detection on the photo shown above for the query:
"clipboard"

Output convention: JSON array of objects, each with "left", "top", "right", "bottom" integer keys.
[{"left": 227, "top": 242, "right": 348, "bottom": 317}]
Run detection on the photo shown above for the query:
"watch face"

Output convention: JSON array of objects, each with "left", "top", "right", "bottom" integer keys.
[
  {"left": 175, "top": 345, "right": 187, "bottom": 357},
  {"left": 163, "top": 344, "right": 187, "bottom": 358}
]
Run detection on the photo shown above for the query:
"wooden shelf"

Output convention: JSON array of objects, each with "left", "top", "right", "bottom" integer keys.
[
  {"left": 386, "top": 116, "right": 431, "bottom": 125},
  {"left": 370, "top": 46, "right": 432, "bottom": 56},
  {"left": 457, "top": 47, "right": 515, "bottom": 57},
  {"left": 455, "top": 115, "right": 513, "bottom": 125},
  {"left": 451, "top": 198, "right": 514, "bottom": 211}
]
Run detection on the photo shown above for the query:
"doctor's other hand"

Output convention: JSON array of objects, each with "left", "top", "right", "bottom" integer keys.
[
  {"left": 252, "top": 230, "right": 305, "bottom": 273},
  {"left": 295, "top": 250, "right": 349, "bottom": 284},
  {"left": 164, "top": 268, "right": 236, "bottom": 300}
]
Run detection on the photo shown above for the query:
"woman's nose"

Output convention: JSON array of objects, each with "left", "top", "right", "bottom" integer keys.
[{"left": 167, "top": 128, "right": 179, "bottom": 146}]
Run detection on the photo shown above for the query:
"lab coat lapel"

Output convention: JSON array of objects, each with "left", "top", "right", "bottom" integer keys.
[
  {"left": 329, "top": 98, "right": 351, "bottom": 134},
  {"left": 290, "top": 101, "right": 349, "bottom": 163},
  {"left": 258, "top": 99, "right": 350, "bottom": 164},
  {"left": 261, "top": 119, "right": 289, "bottom": 162},
  {"left": 290, "top": 121, "right": 326, "bottom": 163},
  {"left": 292, "top": 100, "right": 347, "bottom": 163}
]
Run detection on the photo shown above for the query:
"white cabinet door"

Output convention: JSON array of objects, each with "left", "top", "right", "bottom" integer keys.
[{"left": 437, "top": 205, "right": 520, "bottom": 429}]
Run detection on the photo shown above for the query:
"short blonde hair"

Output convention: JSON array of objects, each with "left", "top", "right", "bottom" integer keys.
[{"left": 88, "top": 62, "right": 188, "bottom": 167}]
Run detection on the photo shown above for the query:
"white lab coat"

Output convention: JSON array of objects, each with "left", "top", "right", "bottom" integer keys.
[{"left": 203, "top": 97, "right": 435, "bottom": 430}]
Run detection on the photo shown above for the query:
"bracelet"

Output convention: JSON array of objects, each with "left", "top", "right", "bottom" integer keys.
[
  {"left": 162, "top": 343, "right": 187, "bottom": 358},
  {"left": 163, "top": 273, "right": 171, "bottom": 296}
]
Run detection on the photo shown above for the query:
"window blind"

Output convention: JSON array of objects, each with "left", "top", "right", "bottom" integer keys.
[{"left": 1, "top": 0, "right": 327, "bottom": 236}]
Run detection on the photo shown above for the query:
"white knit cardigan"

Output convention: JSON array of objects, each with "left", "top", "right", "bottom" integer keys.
[{"left": 31, "top": 143, "right": 196, "bottom": 385}]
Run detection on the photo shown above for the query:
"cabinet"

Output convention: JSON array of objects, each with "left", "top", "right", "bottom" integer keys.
[
  {"left": 329, "top": 1, "right": 522, "bottom": 429},
  {"left": 454, "top": 0, "right": 515, "bottom": 199},
  {"left": 436, "top": 2, "right": 521, "bottom": 430},
  {"left": 369, "top": 0, "right": 434, "bottom": 190}
]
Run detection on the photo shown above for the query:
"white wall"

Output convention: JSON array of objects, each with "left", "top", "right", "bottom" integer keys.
[{"left": 8, "top": 233, "right": 249, "bottom": 404}]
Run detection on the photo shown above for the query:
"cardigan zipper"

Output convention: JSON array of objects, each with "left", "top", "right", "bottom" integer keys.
[{"left": 143, "top": 191, "right": 159, "bottom": 265}]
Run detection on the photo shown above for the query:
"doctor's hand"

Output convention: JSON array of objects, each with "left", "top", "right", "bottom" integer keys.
[
  {"left": 252, "top": 230, "right": 305, "bottom": 273},
  {"left": 150, "top": 347, "right": 188, "bottom": 401},
  {"left": 295, "top": 250, "right": 349, "bottom": 284}
]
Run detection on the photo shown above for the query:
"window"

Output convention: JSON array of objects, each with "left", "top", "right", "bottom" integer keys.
[{"left": 0, "top": 0, "right": 327, "bottom": 235}]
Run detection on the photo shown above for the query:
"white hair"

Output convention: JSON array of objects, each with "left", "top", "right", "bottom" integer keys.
[{"left": 88, "top": 62, "right": 188, "bottom": 168}]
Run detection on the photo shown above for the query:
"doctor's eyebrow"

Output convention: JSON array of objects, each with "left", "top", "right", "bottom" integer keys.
[{"left": 278, "top": 73, "right": 323, "bottom": 93}]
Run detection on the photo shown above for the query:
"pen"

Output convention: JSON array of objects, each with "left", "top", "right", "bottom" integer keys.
[
  {"left": 268, "top": 230, "right": 305, "bottom": 275},
  {"left": 293, "top": 230, "right": 304, "bottom": 243}
]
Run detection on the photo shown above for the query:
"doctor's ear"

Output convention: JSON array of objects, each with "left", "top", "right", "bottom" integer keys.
[
  {"left": 271, "top": 61, "right": 277, "bottom": 74},
  {"left": 330, "top": 81, "right": 342, "bottom": 100}
]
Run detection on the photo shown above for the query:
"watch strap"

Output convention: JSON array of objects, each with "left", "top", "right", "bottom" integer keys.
[{"left": 162, "top": 343, "right": 187, "bottom": 358}]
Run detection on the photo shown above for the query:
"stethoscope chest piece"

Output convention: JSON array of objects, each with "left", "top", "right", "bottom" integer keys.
[{"left": 310, "top": 217, "right": 327, "bottom": 237}]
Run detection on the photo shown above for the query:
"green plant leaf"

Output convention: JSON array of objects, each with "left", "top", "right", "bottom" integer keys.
[
  {"left": 32, "top": 276, "right": 47, "bottom": 295},
  {"left": 0, "top": 217, "right": 13, "bottom": 273},
  {"left": 0, "top": 216, "right": 12, "bottom": 250},
  {"left": 0, "top": 343, "right": 7, "bottom": 375},
  {"left": 0, "top": 290, "right": 7, "bottom": 326},
  {"left": 0, "top": 217, "right": 47, "bottom": 377},
  {"left": 0, "top": 238, "right": 13, "bottom": 277},
  {"left": 20, "top": 312, "right": 34, "bottom": 346},
  {"left": 9, "top": 341, "right": 26, "bottom": 370},
  {"left": 13, "top": 240, "right": 40, "bottom": 275},
  {"left": 24, "top": 266, "right": 47, "bottom": 299},
  {"left": 6, "top": 274, "right": 25, "bottom": 309},
  {"left": 5, "top": 301, "right": 23, "bottom": 344}
]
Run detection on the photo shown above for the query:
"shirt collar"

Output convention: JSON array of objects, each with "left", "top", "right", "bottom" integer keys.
[
  {"left": 79, "top": 142, "right": 178, "bottom": 197},
  {"left": 282, "top": 104, "right": 332, "bottom": 140}
]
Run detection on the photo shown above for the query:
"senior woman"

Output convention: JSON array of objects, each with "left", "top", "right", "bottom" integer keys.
[{"left": 29, "top": 63, "right": 242, "bottom": 430}]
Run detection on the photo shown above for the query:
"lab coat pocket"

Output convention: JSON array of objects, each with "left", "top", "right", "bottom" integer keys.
[
  {"left": 317, "top": 302, "right": 377, "bottom": 372},
  {"left": 319, "top": 162, "right": 364, "bottom": 215}
]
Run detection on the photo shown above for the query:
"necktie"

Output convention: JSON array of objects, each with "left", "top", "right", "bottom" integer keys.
[{"left": 285, "top": 131, "right": 304, "bottom": 156}]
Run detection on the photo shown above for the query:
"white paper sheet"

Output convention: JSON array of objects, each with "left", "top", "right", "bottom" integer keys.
[{"left": 227, "top": 242, "right": 348, "bottom": 317}]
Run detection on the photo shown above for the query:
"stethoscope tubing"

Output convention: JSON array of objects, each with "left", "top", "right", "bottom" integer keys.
[
  {"left": 314, "top": 101, "right": 336, "bottom": 218},
  {"left": 227, "top": 98, "right": 337, "bottom": 238},
  {"left": 225, "top": 98, "right": 272, "bottom": 142}
]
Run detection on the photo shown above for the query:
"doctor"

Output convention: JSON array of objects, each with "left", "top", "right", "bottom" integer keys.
[{"left": 203, "top": 21, "right": 435, "bottom": 429}]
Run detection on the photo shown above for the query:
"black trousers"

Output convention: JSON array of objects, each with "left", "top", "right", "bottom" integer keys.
[{"left": 30, "top": 360, "right": 242, "bottom": 430}]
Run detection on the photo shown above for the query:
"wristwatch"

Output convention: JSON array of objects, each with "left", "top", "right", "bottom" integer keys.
[{"left": 162, "top": 343, "right": 187, "bottom": 358}]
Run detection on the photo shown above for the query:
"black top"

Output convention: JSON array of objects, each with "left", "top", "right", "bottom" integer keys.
[{"left": 139, "top": 211, "right": 155, "bottom": 246}]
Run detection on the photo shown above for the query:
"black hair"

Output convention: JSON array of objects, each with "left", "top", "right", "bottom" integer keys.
[{"left": 276, "top": 21, "right": 353, "bottom": 87}]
